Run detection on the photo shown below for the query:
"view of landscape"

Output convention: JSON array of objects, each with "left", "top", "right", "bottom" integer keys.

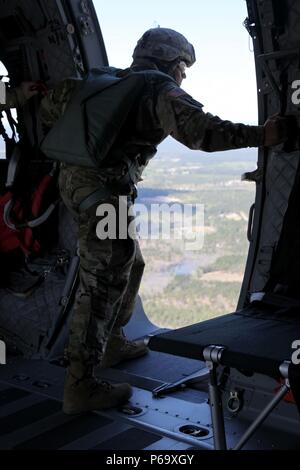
[
  {"left": 0, "top": 137, "right": 258, "bottom": 329},
  {"left": 0, "top": 127, "right": 258, "bottom": 331},
  {"left": 137, "top": 138, "right": 257, "bottom": 329}
]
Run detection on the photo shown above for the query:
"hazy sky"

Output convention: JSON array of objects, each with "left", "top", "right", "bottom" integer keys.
[
  {"left": 94, "top": 0, "right": 258, "bottom": 124},
  {"left": 0, "top": 0, "right": 258, "bottom": 124}
]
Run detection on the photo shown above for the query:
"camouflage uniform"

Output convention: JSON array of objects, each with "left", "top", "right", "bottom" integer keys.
[
  {"left": 56, "top": 165, "right": 144, "bottom": 367},
  {"left": 40, "top": 79, "right": 146, "bottom": 367},
  {"left": 40, "top": 31, "right": 264, "bottom": 373}
]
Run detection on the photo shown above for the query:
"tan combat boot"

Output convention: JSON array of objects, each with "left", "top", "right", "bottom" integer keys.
[
  {"left": 101, "top": 331, "right": 149, "bottom": 369},
  {"left": 63, "top": 365, "right": 132, "bottom": 415}
]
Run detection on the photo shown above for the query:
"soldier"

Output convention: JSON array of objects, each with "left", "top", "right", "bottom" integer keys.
[{"left": 39, "top": 28, "right": 288, "bottom": 415}]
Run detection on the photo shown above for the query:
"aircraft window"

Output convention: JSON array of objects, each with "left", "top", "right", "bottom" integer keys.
[
  {"left": 97, "top": 1, "right": 258, "bottom": 328},
  {"left": 0, "top": 61, "right": 8, "bottom": 80},
  {"left": 0, "top": 61, "right": 9, "bottom": 159}
]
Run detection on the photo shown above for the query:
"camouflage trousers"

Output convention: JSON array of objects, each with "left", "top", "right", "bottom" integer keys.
[{"left": 58, "top": 164, "right": 145, "bottom": 369}]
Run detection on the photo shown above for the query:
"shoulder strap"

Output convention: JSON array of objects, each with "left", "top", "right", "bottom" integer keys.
[{"left": 77, "top": 68, "right": 122, "bottom": 104}]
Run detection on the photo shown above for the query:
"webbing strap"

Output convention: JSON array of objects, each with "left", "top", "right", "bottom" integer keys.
[
  {"left": 79, "top": 187, "right": 114, "bottom": 212},
  {"left": 79, "top": 158, "right": 139, "bottom": 212}
]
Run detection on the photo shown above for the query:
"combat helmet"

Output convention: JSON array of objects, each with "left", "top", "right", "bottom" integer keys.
[{"left": 133, "top": 28, "right": 196, "bottom": 67}]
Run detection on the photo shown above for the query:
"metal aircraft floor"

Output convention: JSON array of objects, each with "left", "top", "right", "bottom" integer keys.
[{"left": 0, "top": 355, "right": 300, "bottom": 450}]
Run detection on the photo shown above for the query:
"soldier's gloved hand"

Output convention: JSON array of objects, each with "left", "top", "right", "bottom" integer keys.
[{"left": 264, "top": 114, "right": 289, "bottom": 147}]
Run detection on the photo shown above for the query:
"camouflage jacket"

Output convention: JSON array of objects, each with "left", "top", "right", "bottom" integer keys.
[{"left": 40, "top": 68, "right": 264, "bottom": 183}]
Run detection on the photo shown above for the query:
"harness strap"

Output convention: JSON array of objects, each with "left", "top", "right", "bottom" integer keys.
[
  {"left": 79, "top": 181, "right": 136, "bottom": 212},
  {"left": 79, "top": 187, "right": 115, "bottom": 212},
  {"left": 79, "top": 156, "right": 139, "bottom": 212}
]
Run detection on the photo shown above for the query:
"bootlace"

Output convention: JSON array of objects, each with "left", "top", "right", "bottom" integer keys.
[
  {"left": 69, "top": 370, "right": 92, "bottom": 387},
  {"left": 90, "top": 379, "right": 113, "bottom": 395}
]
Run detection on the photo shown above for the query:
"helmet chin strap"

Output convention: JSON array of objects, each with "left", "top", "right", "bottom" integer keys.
[
  {"left": 131, "top": 58, "right": 177, "bottom": 80},
  {"left": 166, "top": 61, "right": 183, "bottom": 83},
  {"left": 130, "top": 57, "right": 184, "bottom": 86}
]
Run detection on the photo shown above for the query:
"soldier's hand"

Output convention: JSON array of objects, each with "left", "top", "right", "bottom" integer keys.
[
  {"left": 20, "top": 81, "right": 40, "bottom": 100},
  {"left": 264, "top": 114, "right": 289, "bottom": 147}
]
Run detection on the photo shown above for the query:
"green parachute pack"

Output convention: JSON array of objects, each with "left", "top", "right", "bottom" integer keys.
[{"left": 40, "top": 67, "right": 175, "bottom": 168}]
